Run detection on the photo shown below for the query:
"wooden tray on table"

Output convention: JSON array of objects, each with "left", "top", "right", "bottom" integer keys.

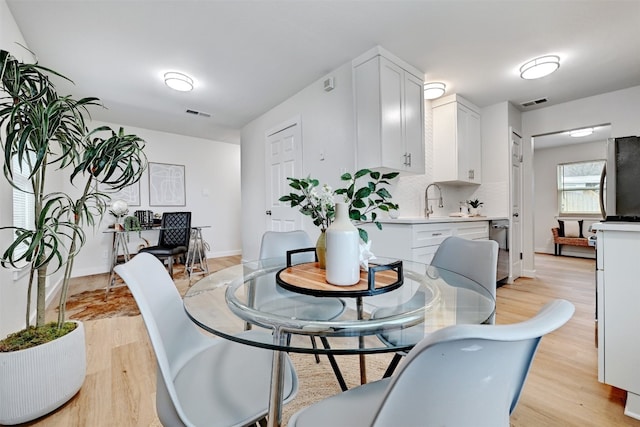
[{"left": 276, "top": 260, "right": 403, "bottom": 298}]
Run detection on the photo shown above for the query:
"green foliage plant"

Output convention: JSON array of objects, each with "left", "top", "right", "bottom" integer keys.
[
  {"left": 334, "top": 169, "right": 399, "bottom": 242},
  {"left": 0, "top": 48, "right": 147, "bottom": 348},
  {"left": 467, "top": 199, "right": 484, "bottom": 208},
  {"left": 279, "top": 168, "right": 399, "bottom": 242},
  {"left": 278, "top": 177, "right": 335, "bottom": 231}
]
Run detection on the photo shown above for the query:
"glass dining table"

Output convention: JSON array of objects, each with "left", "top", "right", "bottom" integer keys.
[{"left": 183, "top": 256, "right": 495, "bottom": 427}]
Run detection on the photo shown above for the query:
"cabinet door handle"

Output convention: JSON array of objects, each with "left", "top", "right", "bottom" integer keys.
[
  {"left": 432, "top": 232, "right": 442, "bottom": 236},
  {"left": 265, "top": 210, "right": 272, "bottom": 216},
  {"left": 402, "top": 153, "right": 408, "bottom": 166},
  {"left": 407, "top": 152, "right": 412, "bottom": 167},
  {"left": 468, "top": 169, "right": 475, "bottom": 180}
]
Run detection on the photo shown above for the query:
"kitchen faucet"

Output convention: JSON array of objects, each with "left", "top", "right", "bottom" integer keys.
[{"left": 424, "top": 183, "right": 444, "bottom": 218}]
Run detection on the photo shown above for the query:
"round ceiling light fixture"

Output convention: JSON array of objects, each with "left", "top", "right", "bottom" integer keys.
[
  {"left": 424, "top": 82, "right": 446, "bottom": 100},
  {"left": 569, "top": 127, "right": 594, "bottom": 138},
  {"left": 164, "top": 71, "right": 194, "bottom": 92},
  {"left": 520, "top": 55, "right": 560, "bottom": 80}
]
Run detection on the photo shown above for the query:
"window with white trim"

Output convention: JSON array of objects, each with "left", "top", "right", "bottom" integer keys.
[
  {"left": 557, "top": 160, "right": 605, "bottom": 215},
  {"left": 12, "top": 154, "right": 35, "bottom": 257}
]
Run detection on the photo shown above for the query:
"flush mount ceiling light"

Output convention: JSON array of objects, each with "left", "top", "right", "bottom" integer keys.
[
  {"left": 164, "top": 71, "right": 194, "bottom": 92},
  {"left": 570, "top": 127, "right": 594, "bottom": 138},
  {"left": 520, "top": 55, "right": 560, "bottom": 80},
  {"left": 424, "top": 82, "right": 446, "bottom": 100}
]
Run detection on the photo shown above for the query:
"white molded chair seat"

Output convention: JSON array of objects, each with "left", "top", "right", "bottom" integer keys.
[
  {"left": 288, "top": 299, "right": 574, "bottom": 427},
  {"left": 258, "top": 230, "right": 348, "bottom": 388},
  {"left": 115, "top": 253, "right": 298, "bottom": 427},
  {"left": 372, "top": 236, "right": 499, "bottom": 376},
  {"left": 257, "top": 231, "right": 346, "bottom": 321},
  {"left": 429, "top": 235, "right": 499, "bottom": 323}
]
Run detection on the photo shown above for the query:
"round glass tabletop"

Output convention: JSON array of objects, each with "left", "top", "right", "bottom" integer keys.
[{"left": 183, "top": 257, "right": 495, "bottom": 355}]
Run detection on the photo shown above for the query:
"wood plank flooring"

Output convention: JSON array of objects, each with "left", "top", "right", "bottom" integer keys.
[{"left": 24, "top": 254, "right": 640, "bottom": 426}]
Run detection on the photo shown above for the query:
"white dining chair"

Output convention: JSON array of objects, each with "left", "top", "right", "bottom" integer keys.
[
  {"left": 431, "top": 236, "right": 499, "bottom": 323},
  {"left": 114, "top": 253, "right": 298, "bottom": 427},
  {"left": 257, "top": 231, "right": 345, "bottom": 314},
  {"left": 373, "top": 235, "right": 499, "bottom": 376},
  {"left": 257, "top": 230, "right": 348, "bottom": 388},
  {"left": 288, "top": 299, "right": 575, "bottom": 427}
]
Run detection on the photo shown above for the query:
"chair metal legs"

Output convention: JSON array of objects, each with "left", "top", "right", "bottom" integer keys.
[{"left": 166, "top": 256, "right": 174, "bottom": 277}]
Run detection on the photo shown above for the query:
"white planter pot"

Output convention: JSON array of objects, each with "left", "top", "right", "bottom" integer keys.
[{"left": 0, "top": 321, "right": 86, "bottom": 425}]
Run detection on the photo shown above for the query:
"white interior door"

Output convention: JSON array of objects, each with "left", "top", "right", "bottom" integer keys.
[
  {"left": 265, "top": 118, "right": 302, "bottom": 231},
  {"left": 510, "top": 129, "right": 523, "bottom": 281}
]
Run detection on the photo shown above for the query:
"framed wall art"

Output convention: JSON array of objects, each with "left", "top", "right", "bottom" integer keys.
[
  {"left": 148, "top": 162, "right": 186, "bottom": 206},
  {"left": 98, "top": 181, "right": 141, "bottom": 206}
]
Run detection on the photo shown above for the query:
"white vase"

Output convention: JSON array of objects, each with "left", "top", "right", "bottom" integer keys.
[{"left": 325, "top": 202, "right": 360, "bottom": 286}]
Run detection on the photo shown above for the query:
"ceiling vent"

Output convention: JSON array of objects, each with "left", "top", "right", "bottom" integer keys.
[
  {"left": 520, "top": 97, "right": 548, "bottom": 108},
  {"left": 185, "top": 109, "right": 211, "bottom": 118}
]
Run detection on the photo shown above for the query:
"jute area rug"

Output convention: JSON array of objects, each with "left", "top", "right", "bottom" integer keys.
[{"left": 57, "top": 262, "right": 393, "bottom": 424}]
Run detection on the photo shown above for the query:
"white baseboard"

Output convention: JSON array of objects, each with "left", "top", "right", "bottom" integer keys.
[{"left": 208, "top": 249, "right": 242, "bottom": 258}]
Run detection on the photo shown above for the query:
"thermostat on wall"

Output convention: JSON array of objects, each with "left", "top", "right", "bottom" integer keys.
[{"left": 323, "top": 77, "right": 335, "bottom": 92}]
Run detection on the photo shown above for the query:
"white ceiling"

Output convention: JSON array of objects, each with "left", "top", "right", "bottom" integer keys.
[
  {"left": 6, "top": 1, "right": 640, "bottom": 145},
  {"left": 533, "top": 124, "right": 611, "bottom": 150}
]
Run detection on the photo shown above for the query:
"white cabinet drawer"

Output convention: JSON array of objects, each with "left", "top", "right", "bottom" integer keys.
[
  {"left": 412, "top": 224, "right": 453, "bottom": 247},
  {"left": 412, "top": 245, "right": 439, "bottom": 265},
  {"left": 455, "top": 222, "right": 489, "bottom": 240}
]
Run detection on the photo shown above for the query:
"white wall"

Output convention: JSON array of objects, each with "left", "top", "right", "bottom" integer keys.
[
  {"left": 240, "top": 62, "right": 356, "bottom": 260},
  {"left": 69, "top": 121, "right": 242, "bottom": 278},
  {"left": 0, "top": 1, "right": 242, "bottom": 336},
  {"left": 533, "top": 140, "right": 605, "bottom": 257},
  {"left": 477, "top": 101, "right": 519, "bottom": 218},
  {"left": 521, "top": 85, "right": 640, "bottom": 274},
  {"left": 239, "top": 54, "right": 517, "bottom": 261},
  {"left": 239, "top": 58, "right": 461, "bottom": 260}
]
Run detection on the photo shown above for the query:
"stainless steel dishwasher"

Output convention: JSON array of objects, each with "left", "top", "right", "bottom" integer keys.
[{"left": 489, "top": 219, "right": 509, "bottom": 284}]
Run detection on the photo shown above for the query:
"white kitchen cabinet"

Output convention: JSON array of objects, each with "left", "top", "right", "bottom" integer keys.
[
  {"left": 353, "top": 47, "right": 425, "bottom": 174},
  {"left": 363, "top": 220, "right": 489, "bottom": 265},
  {"left": 432, "top": 94, "right": 481, "bottom": 184},
  {"left": 594, "top": 223, "right": 640, "bottom": 420},
  {"left": 360, "top": 219, "right": 489, "bottom": 314}
]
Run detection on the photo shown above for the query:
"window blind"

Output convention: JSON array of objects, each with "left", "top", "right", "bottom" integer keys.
[{"left": 12, "top": 154, "right": 35, "bottom": 257}]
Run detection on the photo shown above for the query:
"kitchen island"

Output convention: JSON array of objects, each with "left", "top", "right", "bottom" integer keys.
[{"left": 593, "top": 222, "right": 640, "bottom": 420}]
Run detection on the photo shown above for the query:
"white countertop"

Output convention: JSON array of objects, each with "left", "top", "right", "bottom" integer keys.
[
  {"left": 592, "top": 221, "right": 640, "bottom": 232},
  {"left": 375, "top": 216, "right": 508, "bottom": 224}
]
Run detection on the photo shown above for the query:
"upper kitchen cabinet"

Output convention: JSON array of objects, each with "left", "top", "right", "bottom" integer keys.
[
  {"left": 353, "top": 47, "right": 425, "bottom": 174},
  {"left": 432, "top": 94, "right": 482, "bottom": 184}
]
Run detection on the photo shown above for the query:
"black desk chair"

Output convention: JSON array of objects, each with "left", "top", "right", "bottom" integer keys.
[{"left": 139, "top": 212, "right": 191, "bottom": 277}]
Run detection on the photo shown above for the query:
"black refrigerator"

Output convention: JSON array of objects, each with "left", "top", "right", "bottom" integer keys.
[{"left": 601, "top": 136, "right": 640, "bottom": 221}]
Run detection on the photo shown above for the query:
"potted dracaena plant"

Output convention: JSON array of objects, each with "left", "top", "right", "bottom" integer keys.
[
  {"left": 279, "top": 169, "right": 399, "bottom": 267},
  {"left": 0, "top": 48, "right": 147, "bottom": 424}
]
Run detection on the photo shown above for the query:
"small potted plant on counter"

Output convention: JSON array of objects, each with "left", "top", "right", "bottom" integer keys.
[{"left": 467, "top": 199, "right": 484, "bottom": 216}]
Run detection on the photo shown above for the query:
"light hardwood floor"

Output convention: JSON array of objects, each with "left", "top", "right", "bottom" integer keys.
[{"left": 24, "top": 254, "right": 640, "bottom": 426}]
